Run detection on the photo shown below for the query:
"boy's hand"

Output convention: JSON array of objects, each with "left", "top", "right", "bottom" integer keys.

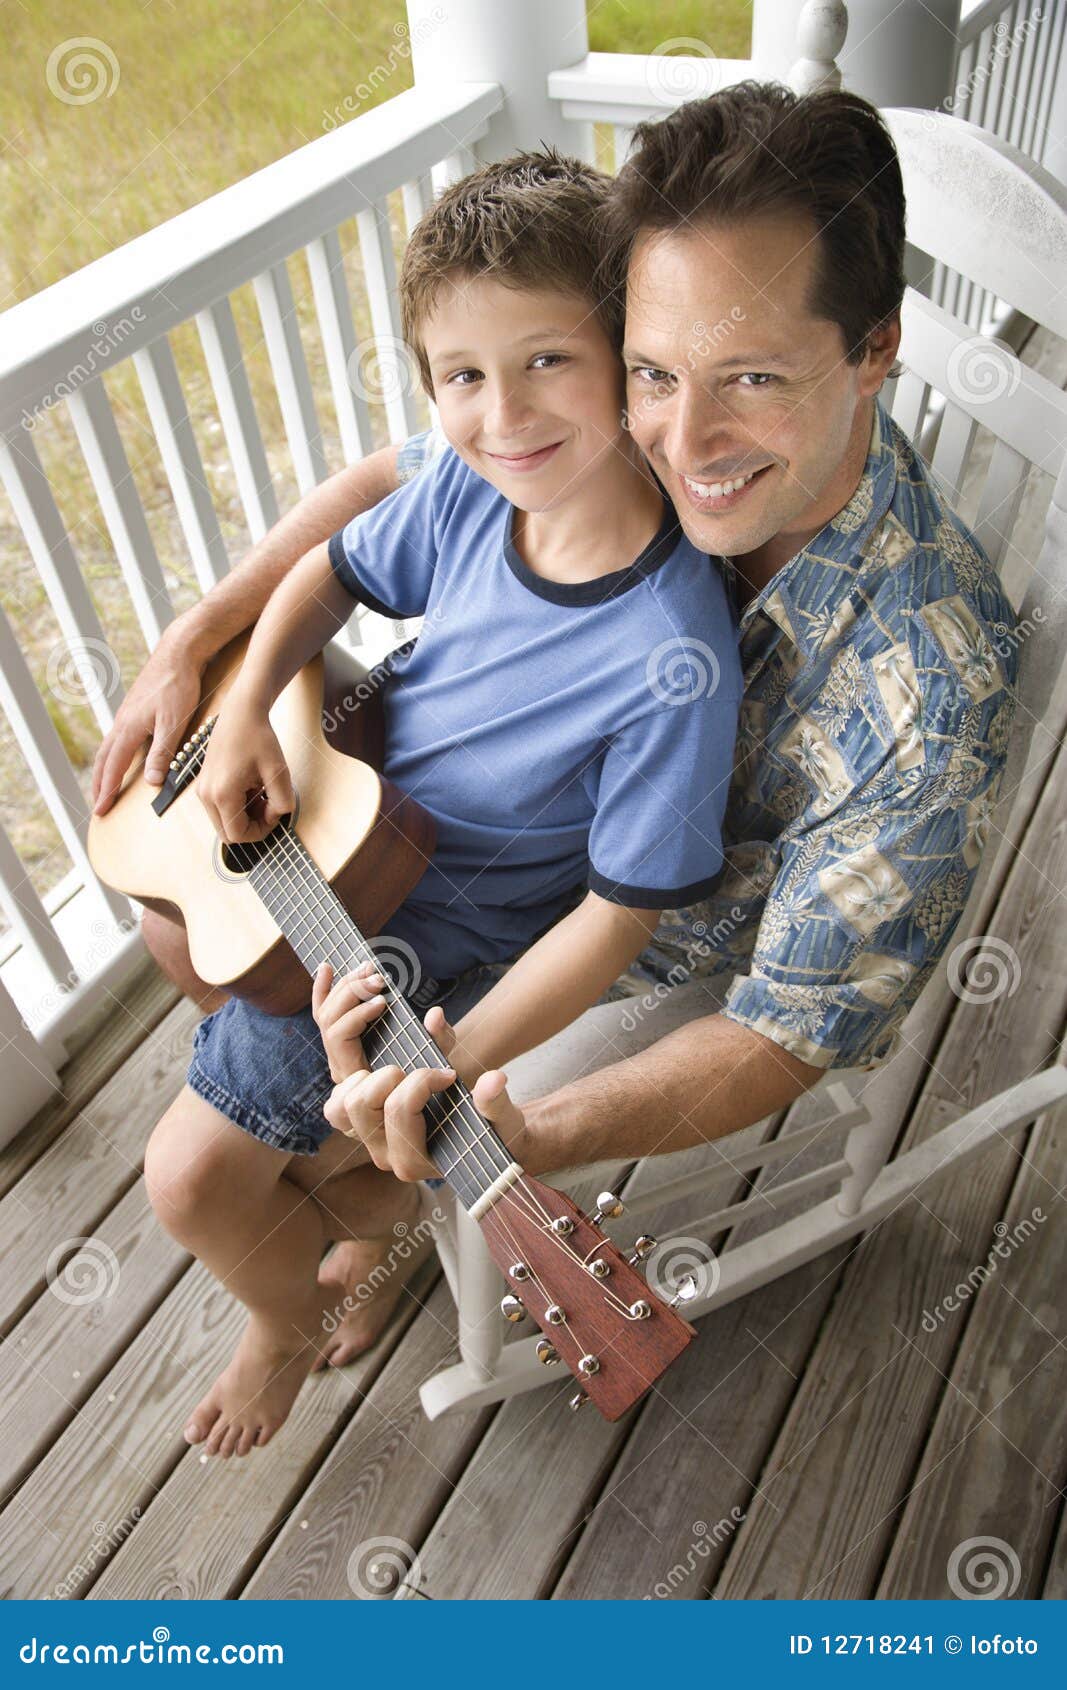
[
  {"left": 312, "top": 960, "right": 390, "bottom": 1082},
  {"left": 323, "top": 1061, "right": 528, "bottom": 1183},
  {"left": 196, "top": 692, "right": 294, "bottom": 843}
]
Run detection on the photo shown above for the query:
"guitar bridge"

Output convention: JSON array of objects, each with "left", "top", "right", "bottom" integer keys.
[{"left": 150, "top": 716, "right": 218, "bottom": 817}]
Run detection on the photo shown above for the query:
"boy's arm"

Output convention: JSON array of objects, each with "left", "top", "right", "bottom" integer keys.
[
  {"left": 195, "top": 541, "right": 354, "bottom": 843},
  {"left": 445, "top": 891, "right": 661, "bottom": 1080},
  {"left": 91, "top": 442, "right": 401, "bottom": 813}
]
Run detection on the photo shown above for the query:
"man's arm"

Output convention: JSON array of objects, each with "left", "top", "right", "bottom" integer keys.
[
  {"left": 520, "top": 1011, "right": 822, "bottom": 1175},
  {"left": 91, "top": 441, "right": 401, "bottom": 812}
]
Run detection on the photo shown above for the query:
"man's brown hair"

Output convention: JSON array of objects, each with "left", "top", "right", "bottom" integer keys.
[
  {"left": 597, "top": 81, "right": 906, "bottom": 364},
  {"left": 399, "top": 147, "right": 624, "bottom": 394}
]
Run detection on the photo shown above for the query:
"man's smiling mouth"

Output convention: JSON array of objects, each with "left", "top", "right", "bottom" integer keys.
[{"left": 679, "top": 463, "right": 772, "bottom": 506}]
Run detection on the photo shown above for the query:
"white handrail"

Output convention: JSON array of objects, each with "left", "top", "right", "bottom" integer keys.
[{"left": 0, "top": 82, "right": 502, "bottom": 436}]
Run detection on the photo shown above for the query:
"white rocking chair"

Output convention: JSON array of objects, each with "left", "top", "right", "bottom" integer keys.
[{"left": 417, "top": 110, "right": 1067, "bottom": 1420}]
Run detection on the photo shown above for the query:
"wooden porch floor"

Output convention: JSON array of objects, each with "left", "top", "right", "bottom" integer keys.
[{"left": 2, "top": 334, "right": 1065, "bottom": 1603}]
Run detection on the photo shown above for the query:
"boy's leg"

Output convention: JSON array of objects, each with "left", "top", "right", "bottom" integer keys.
[{"left": 145, "top": 1084, "right": 340, "bottom": 1457}]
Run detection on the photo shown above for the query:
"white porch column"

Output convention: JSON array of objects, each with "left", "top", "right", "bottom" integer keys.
[
  {"left": 405, "top": 0, "right": 594, "bottom": 164},
  {"left": 839, "top": 0, "right": 960, "bottom": 109}
]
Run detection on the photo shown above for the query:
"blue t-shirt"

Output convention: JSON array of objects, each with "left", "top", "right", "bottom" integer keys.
[{"left": 327, "top": 446, "right": 741, "bottom": 983}]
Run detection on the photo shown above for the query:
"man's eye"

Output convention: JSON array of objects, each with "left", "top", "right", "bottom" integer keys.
[
  {"left": 629, "top": 366, "right": 671, "bottom": 385},
  {"left": 736, "top": 372, "right": 775, "bottom": 387}
]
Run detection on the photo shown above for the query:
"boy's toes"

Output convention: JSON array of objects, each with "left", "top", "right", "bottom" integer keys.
[
  {"left": 184, "top": 1389, "right": 223, "bottom": 1446},
  {"left": 235, "top": 1426, "right": 259, "bottom": 1457},
  {"left": 218, "top": 1423, "right": 242, "bottom": 1459}
]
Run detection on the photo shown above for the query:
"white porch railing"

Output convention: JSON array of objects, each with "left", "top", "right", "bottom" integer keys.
[
  {"left": 0, "top": 0, "right": 1063, "bottom": 1146},
  {"left": 930, "top": 0, "right": 1067, "bottom": 331},
  {"left": 0, "top": 78, "right": 502, "bottom": 1120}
]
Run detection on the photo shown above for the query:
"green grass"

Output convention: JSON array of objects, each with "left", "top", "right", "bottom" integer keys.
[{"left": 0, "top": 2, "right": 752, "bottom": 911}]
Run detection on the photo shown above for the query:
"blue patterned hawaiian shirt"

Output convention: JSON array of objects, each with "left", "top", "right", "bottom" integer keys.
[{"left": 393, "top": 402, "right": 1018, "bottom": 1071}]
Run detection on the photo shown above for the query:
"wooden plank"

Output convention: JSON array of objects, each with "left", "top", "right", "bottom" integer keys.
[
  {"left": 709, "top": 735, "right": 1067, "bottom": 1599},
  {"left": 0, "top": 996, "right": 200, "bottom": 1333},
  {"left": 0, "top": 960, "right": 178, "bottom": 1200},
  {"left": 397, "top": 1126, "right": 788, "bottom": 1601},
  {"left": 876, "top": 1087, "right": 1067, "bottom": 1598},
  {"left": 554, "top": 1162, "right": 853, "bottom": 1599},
  {"left": 0, "top": 1263, "right": 243, "bottom": 1599},
  {"left": 241, "top": 1275, "right": 491, "bottom": 1600},
  {"left": 0, "top": 1181, "right": 188, "bottom": 1501},
  {"left": 92, "top": 1255, "right": 440, "bottom": 1600}
]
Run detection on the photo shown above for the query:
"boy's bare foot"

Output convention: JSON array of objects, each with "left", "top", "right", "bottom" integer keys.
[
  {"left": 183, "top": 1305, "right": 330, "bottom": 1458},
  {"left": 312, "top": 1188, "right": 434, "bottom": 1370}
]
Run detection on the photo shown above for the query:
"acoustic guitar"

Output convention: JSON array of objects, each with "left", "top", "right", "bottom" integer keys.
[{"left": 87, "top": 633, "right": 696, "bottom": 1418}]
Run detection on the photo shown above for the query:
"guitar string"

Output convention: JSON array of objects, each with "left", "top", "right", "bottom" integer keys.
[
  {"left": 258, "top": 822, "right": 643, "bottom": 1306},
  {"left": 256, "top": 823, "right": 573, "bottom": 1234},
  {"left": 237, "top": 819, "right": 641, "bottom": 1322},
  {"left": 239, "top": 819, "right": 505, "bottom": 1187}
]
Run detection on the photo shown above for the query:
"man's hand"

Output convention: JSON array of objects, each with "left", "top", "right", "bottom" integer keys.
[
  {"left": 92, "top": 627, "right": 208, "bottom": 814},
  {"left": 195, "top": 690, "right": 295, "bottom": 843},
  {"left": 322, "top": 1001, "right": 529, "bottom": 1180}
]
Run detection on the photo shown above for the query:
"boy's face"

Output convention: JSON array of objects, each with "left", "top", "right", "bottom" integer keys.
[{"left": 421, "top": 276, "right": 627, "bottom": 509}]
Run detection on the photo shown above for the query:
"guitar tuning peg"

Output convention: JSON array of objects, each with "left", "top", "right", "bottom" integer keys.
[
  {"left": 535, "top": 1340, "right": 560, "bottom": 1366},
  {"left": 668, "top": 1274, "right": 698, "bottom": 1310},
  {"left": 592, "top": 1190, "right": 625, "bottom": 1225},
  {"left": 500, "top": 1294, "right": 526, "bottom": 1323},
  {"left": 628, "top": 1234, "right": 657, "bottom": 1266},
  {"left": 568, "top": 1391, "right": 589, "bottom": 1412}
]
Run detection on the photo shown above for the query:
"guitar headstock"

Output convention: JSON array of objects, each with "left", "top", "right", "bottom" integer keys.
[{"left": 476, "top": 1174, "right": 696, "bottom": 1420}]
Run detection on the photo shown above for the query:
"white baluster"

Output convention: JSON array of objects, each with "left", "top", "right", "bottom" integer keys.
[{"left": 195, "top": 298, "right": 279, "bottom": 543}]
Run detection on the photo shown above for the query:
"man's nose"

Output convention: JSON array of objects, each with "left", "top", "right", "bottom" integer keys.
[{"left": 661, "top": 383, "right": 736, "bottom": 475}]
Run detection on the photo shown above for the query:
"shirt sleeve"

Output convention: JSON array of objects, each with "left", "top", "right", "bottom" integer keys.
[
  {"left": 396, "top": 424, "right": 448, "bottom": 485},
  {"left": 587, "top": 694, "right": 739, "bottom": 908},
  {"left": 718, "top": 723, "right": 1014, "bottom": 1071},
  {"left": 327, "top": 438, "right": 464, "bottom": 618}
]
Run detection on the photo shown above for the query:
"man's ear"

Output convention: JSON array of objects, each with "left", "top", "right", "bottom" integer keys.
[{"left": 861, "top": 313, "right": 902, "bottom": 395}]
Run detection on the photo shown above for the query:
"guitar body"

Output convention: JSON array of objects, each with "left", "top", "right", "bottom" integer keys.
[{"left": 88, "top": 634, "right": 435, "bottom": 1017}]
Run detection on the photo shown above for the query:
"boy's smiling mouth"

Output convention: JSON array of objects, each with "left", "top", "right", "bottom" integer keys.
[{"left": 483, "top": 441, "right": 564, "bottom": 472}]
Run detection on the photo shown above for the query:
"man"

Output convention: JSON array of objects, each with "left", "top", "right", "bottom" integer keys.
[{"left": 94, "top": 83, "right": 1015, "bottom": 1253}]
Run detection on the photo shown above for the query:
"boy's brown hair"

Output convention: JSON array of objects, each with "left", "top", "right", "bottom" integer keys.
[
  {"left": 596, "top": 81, "right": 906, "bottom": 365},
  {"left": 399, "top": 147, "right": 623, "bottom": 395}
]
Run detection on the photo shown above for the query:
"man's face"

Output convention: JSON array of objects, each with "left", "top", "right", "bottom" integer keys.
[
  {"left": 421, "top": 276, "right": 626, "bottom": 512},
  {"left": 623, "top": 213, "right": 893, "bottom": 564}
]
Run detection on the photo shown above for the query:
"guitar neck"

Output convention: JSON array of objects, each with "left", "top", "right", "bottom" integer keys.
[{"left": 239, "top": 822, "right": 518, "bottom": 1212}]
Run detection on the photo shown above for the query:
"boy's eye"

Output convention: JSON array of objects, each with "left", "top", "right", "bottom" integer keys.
[
  {"left": 735, "top": 372, "right": 775, "bottom": 387},
  {"left": 530, "top": 352, "right": 567, "bottom": 369},
  {"left": 448, "top": 369, "right": 482, "bottom": 386}
]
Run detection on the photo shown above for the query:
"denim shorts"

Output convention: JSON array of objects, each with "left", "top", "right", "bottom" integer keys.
[{"left": 187, "top": 960, "right": 510, "bottom": 1160}]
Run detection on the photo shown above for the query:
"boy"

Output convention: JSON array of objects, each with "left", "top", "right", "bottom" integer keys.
[{"left": 145, "top": 150, "right": 741, "bottom": 1458}]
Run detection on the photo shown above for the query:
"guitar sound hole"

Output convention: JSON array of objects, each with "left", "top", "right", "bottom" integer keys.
[{"left": 221, "top": 816, "right": 293, "bottom": 876}]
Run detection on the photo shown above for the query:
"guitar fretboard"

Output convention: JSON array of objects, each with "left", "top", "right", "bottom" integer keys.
[{"left": 233, "top": 821, "right": 516, "bottom": 1211}]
